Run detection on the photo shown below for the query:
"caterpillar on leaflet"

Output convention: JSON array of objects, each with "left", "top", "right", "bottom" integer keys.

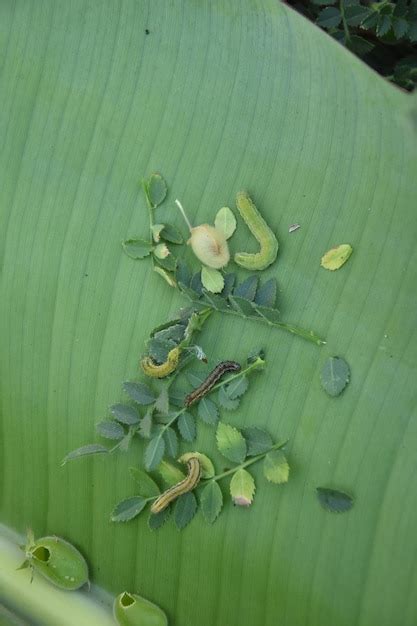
[
  {"left": 184, "top": 360, "right": 241, "bottom": 407},
  {"left": 141, "top": 347, "right": 180, "bottom": 378},
  {"left": 150, "top": 457, "right": 201, "bottom": 514}
]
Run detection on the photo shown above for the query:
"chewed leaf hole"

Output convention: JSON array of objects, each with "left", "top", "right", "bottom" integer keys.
[
  {"left": 32, "top": 546, "right": 50, "bottom": 563},
  {"left": 121, "top": 592, "right": 136, "bottom": 607}
]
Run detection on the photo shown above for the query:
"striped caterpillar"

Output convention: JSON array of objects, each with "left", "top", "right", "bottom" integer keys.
[
  {"left": 150, "top": 457, "right": 201, "bottom": 514},
  {"left": 234, "top": 191, "right": 278, "bottom": 271},
  {"left": 141, "top": 347, "right": 180, "bottom": 379},
  {"left": 184, "top": 360, "right": 241, "bottom": 407}
]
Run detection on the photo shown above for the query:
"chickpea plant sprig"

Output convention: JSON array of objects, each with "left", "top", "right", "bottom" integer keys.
[
  {"left": 61, "top": 309, "right": 263, "bottom": 473},
  {"left": 62, "top": 307, "right": 212, "bottom": 465},
  {"left": 111, "top": 421, "right": 290, "bottom": 530},
  {"left": 121, "top": 173, "right": 325, "bottom": 346}
]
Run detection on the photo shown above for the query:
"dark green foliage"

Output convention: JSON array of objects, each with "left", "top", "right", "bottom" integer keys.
[
  {"left": 174, "top": 492, "right": 198, "bottom": 529},
  {"left": 320, "top": 356, "right": 350, "bottom": 397},
  {"left": 110, "top": 404, "right": 141, "bottom": 425},
  {"left": 176, "top": 266, "right": 283, "bottom": 330},
  {"left": 288, "top": 0, "right": 417, "bottom": 90},
  {"left": 111, "top": 496, "right": 148, "bottom": 522},
  {"left": 242, "top": 427, "right": 273, "bottom": 456},
  {"left": 148, "top": 508, "right": 171, "bottom": 530},
  {"left": 316, "top": 487, "right": 354, "bottom": 512}
]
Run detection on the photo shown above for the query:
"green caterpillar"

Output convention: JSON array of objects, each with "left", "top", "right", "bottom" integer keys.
[
  {"left": 141, "top": 347, "right": 180, "bottom": 378},
  {"left": 234, "top": 191, "right": 278, "bottom": 271}
]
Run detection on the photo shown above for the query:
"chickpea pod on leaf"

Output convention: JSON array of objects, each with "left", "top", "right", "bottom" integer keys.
[
  {"left": 19, "top": 529, "right": 89, "bottom": 590},
  {"left": 175, "top": 199, "right": 230, "bottom": 269},
  {"left": 114, "top": 591, "right": 168, "bottom": 626}
]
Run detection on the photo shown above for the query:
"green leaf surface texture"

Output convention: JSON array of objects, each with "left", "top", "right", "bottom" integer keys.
[{"left": 0, "top": 2, "right": 416, "bottom": 626}]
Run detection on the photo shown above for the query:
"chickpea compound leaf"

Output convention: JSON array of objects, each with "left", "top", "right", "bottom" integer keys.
[
  {"left": 123, "top": 382, "right": 156, "bottom": 405},
  {"left": 316, "top": 487, "right": 354, "bottom": 513},
  {"left": 263, "top": 450, "right": 289, "bottom": 484},
  {"left": 176, "top": 260, "right": 192, "bottom": 287},
  {"left": 122, "top": 239, "right": 154, "bottom": 260},
  {"left": 200, "top": 481, "right": 223, "bottom": 523},
  {"left": 157, "top": 460, "right": 185, "bottom": 486},
  {"left": 95, "top": 420, "right": 125, "bottom": 440},
  {"left": 111, "top": 496, "right": 148, "bottom": 522},
  {"left": 160, "top": 223, "right": 184, "bottom": 244},
  {"left": 174, "top": 492, "right": 198, "bottom": 529},
  {"left": 61, "top": 444, "right": 109, "bottom": 465},
  {"left": 233, "top": 275, "right": 259, "bottom": 301},
  {"left": 230, "top": 469, "right": 256, "bottom": 507},
  {"left": 178, "top": 412, "right": 197, "bottom": 441},
  {"left": 138, "top": 408, "right": 154, "bottom": 439},
  {"left": 145, "top": 436, "right": 166, "bottom": 471},
  {"left": 148, "top": 507, "right": 171, "bottom": 531},
  {"left": 110, "top": 403, "right": 140, "bottom": 425},
  {"left": 320, "top": 356, "right": 351, "bottom": 397},
  {"left": 154, "top": 387, "right": 170, "bottom": 415},
  {"left": 129, "top": 468, "right": 160, "bottom": 498},
  {"left": 216, "top": 423, "right": 247, "bottom": 464},
  {"left": 214, "top": 206, "right": 237, "bottom": 239},
  {"left": 197, "top": 397, "right": 220, "bottom": 425},
  {"left": 223, "top": 375, "right": 249, "bottom": 400},
  {"left": 242, "top": 427, "right": 273, "bottom": 456},
  {"left": 218, "top": 386, "right": 240, "bottom": 411},
  {"left": 201, "top": 266, "right": 224, "bottom": 294},
  {"left": 146, "top": 173, "right": 168, "bottom": 209},
  {"left": 154, "top": 266, "right": 177, "bottom": 288},
  {"left": 254, "top": 278, "right": 277, "bottom": 308},
  {"left": 163, "top": 427, "right": 179, "bottom": 458}
]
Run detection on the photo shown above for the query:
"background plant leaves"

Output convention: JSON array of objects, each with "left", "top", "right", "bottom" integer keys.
[
  {"left": 174, "top": 492, "right": 198, "bottom": 530},
  {"left": 129, "top": 468, "right": 160, "bottom": 498},
  {"left": 200, "top": 481, "right": 223, "bottom": 524},
  {"left": 96, "top": 420, "right": 125, "bottom": 440},
  {"left": 316, "top": 487, "right": 354, "bottom": 513},
  {"left": 216, "top": 423, "right": 247, "bottom": 464},
  {"left": 242, "top": 427, "right": 273, "bottom": 456},
  {"left": 320, "top": 356, "right": 351, "bottom": 397},
  {"left": 123, "top": 382, "right": 156, "bottom": 406},
  {"left": 1, "top": 2, "right": 416, "bottom": 626},
  {"left": 111, "top": 496, "right": 147, "bottom": 523},
  {"left": 110, "top": 404, "right": 140, "bottom": 425}
]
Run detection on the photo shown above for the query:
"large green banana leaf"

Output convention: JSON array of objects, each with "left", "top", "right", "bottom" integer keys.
[{"left": 1, "top": 1, "right": 416, "bottom": 625}]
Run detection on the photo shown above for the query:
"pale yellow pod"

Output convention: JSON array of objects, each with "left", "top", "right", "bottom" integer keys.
[
  {"left": 188, "top": 224, "right": 230, "bottom": 269},
  {"left": 175, "top": 199, "right": 230, "bottom": 269}
]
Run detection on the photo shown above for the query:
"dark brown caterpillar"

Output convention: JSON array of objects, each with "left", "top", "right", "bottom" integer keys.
[{"left": 184, "top": 361, "right": 241, "bottom": 407}]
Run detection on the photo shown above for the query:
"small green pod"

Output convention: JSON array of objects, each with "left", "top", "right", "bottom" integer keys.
[
  {"left": 27, "top": 536, "right": 89, "bottom": 590},
  {"left": 234, "top": 191, "right": 278, "bottom": 270},
  {"left": 114, "top": 591, "right": 168, "bottom": 626}
]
